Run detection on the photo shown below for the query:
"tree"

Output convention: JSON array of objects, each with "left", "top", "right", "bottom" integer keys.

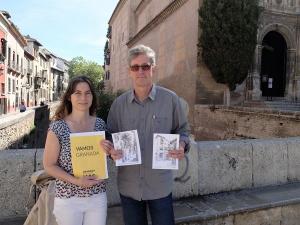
[
  {"left": 96, "top": 81, "right": 124, "bottom": 122},
  {"left": 199, "top": 0, "right": 260, "bottom": 90},
  {"left": 69, "top": 56, "right": 104, "bottom": 88}
]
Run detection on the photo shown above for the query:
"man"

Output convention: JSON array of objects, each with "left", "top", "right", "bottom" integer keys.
[{"left": 107, "top": 44, "right": 190, "bottom": 225}]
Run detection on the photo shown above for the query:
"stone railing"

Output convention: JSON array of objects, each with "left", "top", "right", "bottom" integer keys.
[
  {"left": 1, "top": 137, "right": 300, "bottom": 220},
  {"left": 0, "top": 111, "right": 34, "bottom": 150},
  {"left": 0, "top": 103, "right": 59, "bottom": 150}
]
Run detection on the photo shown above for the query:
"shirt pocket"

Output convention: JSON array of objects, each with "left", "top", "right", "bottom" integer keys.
[{"left": 152, "top": 116, "right": 169, "bottom": 133}]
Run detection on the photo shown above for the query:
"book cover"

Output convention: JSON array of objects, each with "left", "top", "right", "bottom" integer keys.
[
  {"left": 112, "top": 130, "right": 142, "bottom": 166},
  {"left": 70, "top": 131, "right": 108, "bottom": 179},
  {"left": 152, "top": 133, "right": 179, "bottom": 170}
]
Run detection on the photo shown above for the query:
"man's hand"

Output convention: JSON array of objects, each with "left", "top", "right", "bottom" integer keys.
[
  {"left": 109, "top": 148, "right": 123, "bottom": 161},
  {"left": 100, "top": 140, "right": 114, "bottom": 155},
  {"left": 100, "top": 139, "right": 123, "bottom": 161},
  {"left": 168, "top": 142, "right": 185, "bottom": 160}
]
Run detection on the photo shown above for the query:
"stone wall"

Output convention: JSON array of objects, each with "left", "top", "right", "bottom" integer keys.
[
  {"left": 0, "top": 103, "right": 58, "bottom": 150},
  {"left": 194, "top": 105, "right": 300, "bottom": 140},
  {"left": 2, "top": 137, "right": 300, "bottom": 220},
  {"left": 0, "top": 111, "right": 35, "bottom": 150}
]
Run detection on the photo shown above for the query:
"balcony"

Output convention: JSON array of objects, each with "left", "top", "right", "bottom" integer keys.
[
  {"left": 22, "top": 83, "right": 31, "bottom": 89},
  {"left": 0, "top": 53, "right": 5, "bottom": 63},
  {"left": 35, "top": 72, "right": 42, "bottom": 78},
  {"left": 8, "top": 61, "right": 16, "bottom": 70},
  {"left": 42, "top": 70, "right": 47, "bottom": 81},
  {"left": 21, "top": 68, "right": 26, "bottom": 77},
  {"left": 34, "top": 77, "right": 42, "bottom": 89},
  {"left": 27, "top": 68, "right": 33, "bottom": 75}
]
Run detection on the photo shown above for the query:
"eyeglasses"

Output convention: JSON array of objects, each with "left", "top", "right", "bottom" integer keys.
[{"left": 130, "top": 64, "right": 151, "bottom": 72}]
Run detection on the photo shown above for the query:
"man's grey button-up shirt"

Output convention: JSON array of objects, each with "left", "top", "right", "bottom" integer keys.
[{"left": 107, "top": 84, "right": 190, "bottom": 200}]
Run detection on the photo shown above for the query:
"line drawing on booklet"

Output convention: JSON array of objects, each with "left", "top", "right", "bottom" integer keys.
[
  {"left": 112, "top": 130, "right": 141, "bottom": 166},
  {"left": 152, "top": 133, "right": 179, "bottom": 170}
]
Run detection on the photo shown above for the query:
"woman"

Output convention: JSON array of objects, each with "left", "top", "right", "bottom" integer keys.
[{"left": 43, "top": 75, "right": 112, "bottom": 225}]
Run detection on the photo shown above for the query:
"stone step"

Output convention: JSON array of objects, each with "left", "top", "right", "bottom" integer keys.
[
  {"left": 3, "top": 182, "right": 300, "bottom": 225},
  {"left": 243, "top": 100, "right": 300, "bottom": 111}
]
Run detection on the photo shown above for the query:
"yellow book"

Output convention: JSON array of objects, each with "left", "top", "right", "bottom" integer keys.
[{"left": 70, "top": 131, "right": 108, "bottom": 179}]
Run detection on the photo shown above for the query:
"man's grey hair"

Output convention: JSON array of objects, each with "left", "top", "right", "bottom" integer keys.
[{"left": 128, "top": 44, "right": 156, "bottom": 66}]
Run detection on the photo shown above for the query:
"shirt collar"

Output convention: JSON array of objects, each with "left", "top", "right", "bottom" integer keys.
[{"left": 128, "top": 84, "right": 157, "bottom": 103}]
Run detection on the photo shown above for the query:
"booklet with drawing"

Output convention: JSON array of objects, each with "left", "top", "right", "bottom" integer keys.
[
  {"left": 112, "top": 130, "right": 142, "bottom": 166},
  {"left": 152, "top": 133, "right": 179, "bottom": 170},
  {"left": 70, "top": 131, "right": 108, "bottom": 179}
]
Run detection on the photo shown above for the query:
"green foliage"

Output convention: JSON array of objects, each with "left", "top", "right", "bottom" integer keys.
[
  {"left": 199, "top": 0, "right": 260, "bottom": 90},
  {"left": 69, "top": 56, "right": 104, "bottom": 89},
  {"left": 96, "top": 84, "right": 124, "bottom": 122}
]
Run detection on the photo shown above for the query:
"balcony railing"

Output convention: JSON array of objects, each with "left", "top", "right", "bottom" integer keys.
[
  {"left": 42, "top": 70, "right": 47, "bottom": 81},
  {"left": 27, "top": 68, "right": 33, "bottom": 75},
  {"left": 34, "top": 77, "right": 42, "bottom": 89},
  {"left": 22, "top": 83, "right": 31, "bottom": 89}
]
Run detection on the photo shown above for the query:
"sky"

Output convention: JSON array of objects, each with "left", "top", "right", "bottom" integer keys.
[{"left": 1, "top": 0, "right": 119, "bottom": 65}]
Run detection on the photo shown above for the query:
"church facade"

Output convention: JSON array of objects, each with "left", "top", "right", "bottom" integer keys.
[{"left": 249, "top": 0, "right": 300, "bottom": 101}]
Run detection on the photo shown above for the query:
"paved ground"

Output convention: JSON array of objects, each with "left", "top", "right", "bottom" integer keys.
[{"left": 2, "top": 182, "right": 300, "bottom": 225}]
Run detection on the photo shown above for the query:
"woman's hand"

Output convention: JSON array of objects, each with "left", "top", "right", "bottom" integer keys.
[
  {"left": 100, "top": 140, "right": 114, "bottom": 155},
  {"left": 74, "top": 176, "right": 102, "bottom": 188}
]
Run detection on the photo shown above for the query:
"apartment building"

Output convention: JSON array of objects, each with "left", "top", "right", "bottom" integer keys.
[
  {"left": 0, "top": 11, "right": 28, "bottom": 114},
  {"left": 23, "top": 49, "right": 34, "bottom": 107},
  {"left": 0, "top": 16, "right": 7, "bottom": 114},
  {"left": 49, "top": 53, "right": 65, "bottom": 101},
  {"left": 0, "top": 10, "right": 70, "bottom": 115}
]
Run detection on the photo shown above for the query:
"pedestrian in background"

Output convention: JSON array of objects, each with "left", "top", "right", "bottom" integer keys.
[
  {"left": 267, "top": 77, "right": 273, "bottom": 101},
  {"left": 19, "top": 100, "right": 26, "bottom": 112}
]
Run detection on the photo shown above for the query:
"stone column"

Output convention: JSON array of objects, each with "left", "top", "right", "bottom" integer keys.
[
  {"left": 252, "top": 44, "right": 263, "bottom": 100},
  {"left": 287, "top": 49, "right": 296, "bottom": 100}
]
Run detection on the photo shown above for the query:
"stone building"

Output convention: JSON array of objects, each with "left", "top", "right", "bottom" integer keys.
[
  {"left": 104, "top": 0, "right": 229, "bottom": 123},
  {"left": 24, "top": 36, "right": 51, "bottom": 106},
  {"left": 247, "top": 0, "right": 300, "bottom": 101},
  {"left": 105, "top": 0, "right": 300, "bottom": 124},
  {"left": 0, "top": 11, "right": 28, "bottom": 114}
]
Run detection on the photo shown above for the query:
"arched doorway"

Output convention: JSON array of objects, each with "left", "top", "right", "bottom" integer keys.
[{"left": 260, "top": 31, "right": 287, "bottom": 97}]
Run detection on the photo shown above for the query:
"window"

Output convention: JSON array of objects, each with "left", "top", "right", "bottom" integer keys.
[
  {"left": 17, "top": 54, "right": 19, "bottom": 70},
  {"left": 105, "top": 71, "right": 110, "bottom": 80},
  {"left": 13, "top": 79, "right": 15, "bottom": 93},
  {"left": 8, "top": 47, "right": 11, "bottom": 66},
  {"left": 12, "top": 51, "right": 15, "bottom": 68},
  {"left": 8, "top": 78, "right": 11, "bottom": 93},
  {"left": 21, "top": 58, "right": 23, "bottom": 73},
  {"left": 1, "top": 83, "right": 4, "bottom": 94},
  {"left": 1, "top": 38, "right": 7, "bottom": 57}
]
